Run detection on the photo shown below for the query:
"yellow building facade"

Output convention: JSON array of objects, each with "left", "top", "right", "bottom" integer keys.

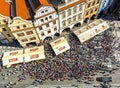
[
  {"left": 83, "top": 0, "right": 101, "bottom": 23},
  {"left": 8, "top": 17, "right": 40, "bottom": 47},
  {"left": 0, "top": 14, "right": 14, "bottom": 43}
]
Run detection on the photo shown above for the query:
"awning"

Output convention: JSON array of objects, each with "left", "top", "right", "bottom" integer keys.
[
  {"left": 24, "top": 45, "right": 45, "bottom": 62},
  {"left": 73, "top": 19, "right": 109, "bottom": 43},
  {"left": 2, "top": 49, "right": 24, "bottom": 66},
  {"left": 50, "top": 37, "right": 70, "bottom": 55}
]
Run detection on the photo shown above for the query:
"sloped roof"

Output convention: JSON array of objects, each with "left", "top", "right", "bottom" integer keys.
[
  {"left": 15, "top": 0, "right": 29, "bottom": 19},
  {"left": 32, "top": 0, "right": 52, "bottom": 12},
  {"left": 0, "top": 0, "right": 10, "bottom": 16}
]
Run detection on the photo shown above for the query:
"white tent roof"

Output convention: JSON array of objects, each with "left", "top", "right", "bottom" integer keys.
[
  {"left": 2, "top": 49, "right": 24, "bottom": 60},
  {"left": 50, "top": 37, "right": 70, "bottom": 55},
  {"left": 73, "top": 19, "right": 109, "bottom": 43},
  {"left": 24, "top": 45, "right": 45, "bottom": 59}
]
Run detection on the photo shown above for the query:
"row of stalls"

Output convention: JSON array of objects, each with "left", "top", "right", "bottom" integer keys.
[
  {"left": 2, "top": 37, "right": 70, "bottom": 68},
  {"left": 1, "top": 19, "right": 109, "bottom": 68},
  {"left": 73, "top": 19, "right": 109, "bottom": 43}
]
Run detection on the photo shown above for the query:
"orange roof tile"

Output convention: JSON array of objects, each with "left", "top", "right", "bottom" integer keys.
[
  {"left": 15, "top": 0, "right": 29, "bottom": 19},
  {"left": 34, "top": 0, "right": 52, "bottom": 12},
  {"left": 0, "top": 0, "right": 10, "bottom": 16},
  {"left": 39, "top": 0, "right": 52, "bottom": 6}
]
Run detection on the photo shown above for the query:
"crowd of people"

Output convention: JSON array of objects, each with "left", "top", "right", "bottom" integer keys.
[{"left": 17, "top": 28, "right": 117, "bottom": 83}]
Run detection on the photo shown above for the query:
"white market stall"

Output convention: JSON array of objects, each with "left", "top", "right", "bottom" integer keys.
[
  {"left": 50, "top": 37, "right": 70, "bottom": 55},
  {"left": 2, "top": 49, "right": 24, "bottom": 67},
  {"left": 24, "top": 46, "right": 45, "bottom": 62},
  {"left": 88, "top": 19, "right": 109, "bottom": 35},
  {"left": 73, "top": 25, "right": 96, "bottom": 43},
  {"left": 73, "top": 19, "right": 109, "bottom": 43}
]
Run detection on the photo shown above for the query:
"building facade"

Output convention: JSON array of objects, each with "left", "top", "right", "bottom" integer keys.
[
  {"left": 32, "top": 0, "right": 59, "bottom": 42},
  {"left": 0, "top": 0, "right": 14, "bottom": 44},
  {"left": 97, "top": 0, "right": 113, "bottom": 15},
  {"left": 8, "top": 17, "right": 40, "bottom": 47},
  {"left": 0, "top": 15, "right": 9, "bottom": 44},
  {"left": 83, "top": 0, "right": 101, "bottom": 23},
  {"left": 57, "top": 0, "right": 85, "bottom": 34},
  {"left": 8, "top": 0, "right": 40, "bottom": 47}
]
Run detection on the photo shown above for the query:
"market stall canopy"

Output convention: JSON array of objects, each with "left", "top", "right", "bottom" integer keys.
[
  {"left": 24, "top": 45, "right": 45, "bottom": 62},
  {"left": 2, "top": 49, "right": 24, "bottom": 66},
  {"left": 50, "top": 37, "right": 70, "bottom": 55},
  {"left": 73, "top": 19, "right": 109, "bottom": 43}
]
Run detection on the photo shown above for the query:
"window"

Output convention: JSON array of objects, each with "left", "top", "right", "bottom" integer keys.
[
  {"left": 45, "top": 17, "right": 48, "bottom": 20},
  {"left": 41, "top": 32, "right": 45, "bottom": 36},
  {"left": 92, "top": 1, "right": 95, "bottom": 6},
  {"left": 17, "top": 33, "right": 25, "bottom": 36},
  {"left": 49, "top": 16, "right": 52, "bottom": 19},
  {"left": 86, "top": 11, "right": 89, "bottom": 15},
  {"left": 68, "top": 18, "right": 71, "bottom": 24},
  {"left": 48, "top": 30, "right": 51, "bottom": 34},
  {"left": 7, "top": 34, "right": 11, "bottom": 37},
  {"left": 46, "top": 24, "right": 49, "bottom": 27},
  {"left": 17, "top": 26, "right": 20, "bottom": 29},
  {"left": 26, "top": 31, "right": 33, "bottom": 35},
  {"left": 73, "top": 7, "right": 77, "bottom": 13},
  {"left": 78, "top": 14, "right": 82, "bottom": 20},
  {"left": 41, "top": 19, "right": 44, "bottom": 22},
  {"left": 96, "top": 0, "right": 100, "bottom": 4},
  {"left": 39, "top": 26, "right": 42, "bottom": 30},
  {"left": 54, "top": 27, "right": 57, "bottom": 31},
  {"left": 3, "top": 20, "right": 6, "bottom": 23},
  {"left": 30, "top": 37, "right": 36, "bottom": 40},
  {"left": 73, "top": 16, "right": 76, "bottom": 22},
  {"left": 62, "top": 20, "right": 66, "bottom": 27},
  {"left": 23, "top": 25, "right": 26, "bottom": 27},
  {"left": 87, "top": 3, "right": 90, "bottom": 8},
  {"left": 61, "top": 11, "right": 65, "bottom": 19},
  {"left": 67, "top": 9, "right": 71, "bottom": 16},
  {"left": 2, "top": 28, "right": 6, "bottom": 31},
  {"left": 79, "top": 4, "right": 82, "bottom": 11},
  {"left": 94, "top": 8, "right": 97, "bottom": 12},
  {"left": 53, "top": 21, "right": 56, "bottom": 25},
  {"left": 21, "top": 39, "right": 28, "bottom": 42},
  {"left": 90, "top": 9, "right": 93, "bottom": 13},
  {"left": 41, "top": 11, "right": 44, "bottom": 13},
  {"left": 45, "top": 10, "right": 48, "bottom": 12}
]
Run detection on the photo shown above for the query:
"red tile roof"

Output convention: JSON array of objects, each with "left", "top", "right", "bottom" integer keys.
[
  {"left": 0, "top": 0, "right": 10, "bottom": 16},
  {"left": 34, "top": 0, "right": 52, "bottom": 12},
  {"left": 15, "top": 0, "right": 29, "bottom": 19}
]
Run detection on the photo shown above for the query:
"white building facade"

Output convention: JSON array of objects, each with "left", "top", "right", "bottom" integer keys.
[
  {"left": 57, "top": 0, "right": 85, "bottom": 34},
  {"left": 34, "top": 6, "right": 59, "bottom": 42}
]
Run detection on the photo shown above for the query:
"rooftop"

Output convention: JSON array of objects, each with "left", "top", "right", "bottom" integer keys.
[
  {"left": 0, "top": 0, "right": 10, "bottom": 16},
  {"left": 15, "top": 0, "right": 29, "bottom": 20}
]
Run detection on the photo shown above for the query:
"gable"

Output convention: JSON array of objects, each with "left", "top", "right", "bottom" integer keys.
[{"left": 9, "top": 17, "right": 31, "bottom": 26}]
